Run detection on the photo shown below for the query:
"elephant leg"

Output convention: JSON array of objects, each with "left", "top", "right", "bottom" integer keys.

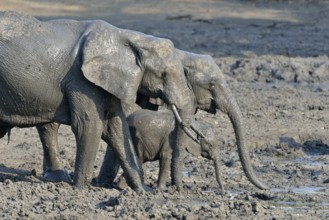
[
  {"left": 171, "top": 125, "right": 186, "bottom": 191},
  {"left": 36, "top": 123, "right": 71, "bottom": 183},
  {"left": 158, "top": 143, "right": 171, "bottom": 188},
  {"left": 106, "top": 110, "right": 145, "bottom": 193},
  {"left": 71, "top": 115, "right": 103, "bottom": 188},
  {"left": 158, "top": 155, "right": 170, "bottom": 188},
  {"left": 67, "top": 91, "right": 104, "bottom": 188},
  {"left": 96, "top": 145, "right": 121, "bottom": 185}
]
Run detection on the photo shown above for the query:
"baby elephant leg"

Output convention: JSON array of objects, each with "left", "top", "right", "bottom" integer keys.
[{"left": 157, "top": 143, "right": 172, "bottom": 188}]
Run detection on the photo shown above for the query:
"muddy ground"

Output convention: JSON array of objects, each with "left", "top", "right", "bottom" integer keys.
[{"left": 1, "top": 0, "right": 329, "bottom": 219}]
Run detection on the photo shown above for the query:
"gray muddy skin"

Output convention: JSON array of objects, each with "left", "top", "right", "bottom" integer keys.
[
  {"left": 0, "top": 11, "right": 194, "bottom": 192},
  {"left": 96, "top": 109, "right": 225, "bottom": 193}
]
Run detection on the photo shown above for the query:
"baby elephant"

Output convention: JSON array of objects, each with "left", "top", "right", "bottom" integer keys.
[{"left": 97, "top": 109, "right": 225, "bottom": 193}]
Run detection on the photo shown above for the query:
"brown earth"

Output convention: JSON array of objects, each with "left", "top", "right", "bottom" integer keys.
[{"left": 1, "top": 0, "right": 329, "bottom": 219}]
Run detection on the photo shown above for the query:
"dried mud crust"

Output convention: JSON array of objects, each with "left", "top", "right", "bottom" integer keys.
[{"left": 1, "top": 0, "right": 329, "bottom": 219}]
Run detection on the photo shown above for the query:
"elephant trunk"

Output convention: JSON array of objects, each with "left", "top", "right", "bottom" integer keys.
[
  {"left": 215, "top": 85, "right": 268, "bottom": 190},
  {"left": 213, "top": 156, "right": 225, "bottom": 195}
]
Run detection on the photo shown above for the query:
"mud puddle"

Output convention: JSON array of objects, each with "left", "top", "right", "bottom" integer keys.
[
  {"left": 281, "top": 156, "right": 327, "bottom": 167},
  {"left": 270, "top": 186, "right": 327, "bottom": 194}
]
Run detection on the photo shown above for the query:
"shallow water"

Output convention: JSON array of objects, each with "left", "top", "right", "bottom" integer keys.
[
  {"left": 270, "top": 186, "right": 327, "bottom": 194},
  {"left": 272, "top": 201, "right": 329, "bottom": 212},
  {"left": 295, "top": 156, "right": 327, "bottom": 167},
  {"left": 183, "top": 170, "right": 190, "bottom": 177}
]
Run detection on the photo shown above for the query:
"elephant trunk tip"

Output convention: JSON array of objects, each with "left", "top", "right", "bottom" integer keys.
[
  {"left": 254, "top": 179, "right": 268, "bottom": 190},
  {"left": 245, "top": 170, "right": 268, "bottom": 190}
]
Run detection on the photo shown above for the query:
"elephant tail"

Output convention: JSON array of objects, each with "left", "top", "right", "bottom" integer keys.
[
  {"left": 7, "top": 129, "right": 11, "bottom": 144},
  {"left": 0, "top": 127, "right": 12, "bottom": 144}
]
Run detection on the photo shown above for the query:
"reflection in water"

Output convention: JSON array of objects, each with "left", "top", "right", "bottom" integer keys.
[{"left": 183, "top": 170, "right": 190, "bottom": 177}]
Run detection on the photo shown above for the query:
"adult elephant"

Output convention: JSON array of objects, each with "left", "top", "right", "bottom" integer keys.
[{"left": 0, "top": 11, "right": 195, "bottom": 192}]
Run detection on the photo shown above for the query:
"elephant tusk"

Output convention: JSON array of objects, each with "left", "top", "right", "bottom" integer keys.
[
  {"left": 190, "top": 124, "right": 212, "bottom": 146},
  {"left": 171, "top": 105, "right": 200, "bottom": 144},
  {"left": 190, "top": 125, "right": 205, "bottom": 139},
  {"left": 171, "top": 104, "right": 183, "bottom": 123}
]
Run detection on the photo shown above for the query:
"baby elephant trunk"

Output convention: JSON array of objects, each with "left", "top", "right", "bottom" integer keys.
[{"left": 213, "top": 157, "right": 225, "bottom": 195}]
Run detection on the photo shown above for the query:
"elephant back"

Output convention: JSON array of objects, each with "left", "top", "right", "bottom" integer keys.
[
  {"left": 127, "top": 109, "right": 175, "bottom": 133},
  {"left": 127, "top": 110, "right": 175, "bottom": 152}
]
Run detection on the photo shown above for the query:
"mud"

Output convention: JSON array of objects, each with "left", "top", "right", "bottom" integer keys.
[{"left": 1, "top": 0, "right": 329, "bottom": 219}]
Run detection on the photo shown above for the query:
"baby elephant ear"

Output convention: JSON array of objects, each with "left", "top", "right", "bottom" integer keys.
[
  {"left": 186, "top": 144, "right": 202, "bottom": 157},
  {"left": 81, "top": 25, "right": 143, "bottom": 105}
]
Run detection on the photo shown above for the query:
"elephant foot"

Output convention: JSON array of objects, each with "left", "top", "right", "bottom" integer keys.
[
  {"left": 116, "top": 175, "right": 129, "bottom": 190},
  {"left": 116, "top": 175, "right": 152, "bottom": 191},
  {"left": 164, "top": 184, "right": 183, "bottom": 194},
  {"left": 172, "top": 183, "right": 184, "bottom": 192},
  {"left": 42, "top": 170, "right": 72, "bottom": 183},
  {"left": 143, "top": 185, "right": 153, "bottom": 192},
  {"left": 93, "top": 175, "right": 129, "bottom": 190},
  {"left": 94, "top": 175, "right": 115, "bottom": 186},
  {"left": 116, "top": 178, "right": 152, "bottom": 194},
  {"left": 91, "top": 177, "right": 114, "bottom": 188}
]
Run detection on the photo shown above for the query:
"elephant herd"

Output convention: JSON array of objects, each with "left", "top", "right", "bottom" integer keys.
[{"left": 0, "top": 11, "right": 268, "bottom": 194}]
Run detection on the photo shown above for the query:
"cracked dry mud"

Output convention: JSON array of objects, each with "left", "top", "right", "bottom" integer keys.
[{"left": 1, "top": 0, "right": 329, "bottom": 219}]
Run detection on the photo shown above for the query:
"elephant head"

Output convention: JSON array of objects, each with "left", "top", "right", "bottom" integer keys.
[
  {"left": 176, "top": 49, "right": 268, "bottom": 190},
  {"left": 185, "top": 119, "right": 225, "bottom": 193}
]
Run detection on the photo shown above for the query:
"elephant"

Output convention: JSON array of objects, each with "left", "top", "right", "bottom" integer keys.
[
  {"left": 0, "top": 11, "right": 196, "bottom": 192},
  {"left": 96, "top": 109, "right": 225, "bottom": 194}
]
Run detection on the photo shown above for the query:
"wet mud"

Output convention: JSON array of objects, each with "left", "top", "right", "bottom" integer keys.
[{"left": 1, "top": 0, "right": 329, "bottom": 219}]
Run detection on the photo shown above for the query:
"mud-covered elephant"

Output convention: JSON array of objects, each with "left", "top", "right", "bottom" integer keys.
[
  {"left": 0, "top": 11, "right": 195, "bottom": 192},
  {"left": 135, "top": 49, "right": 268, "bottom": 190},
  {"left": 96, "top": 109, "right": 225, "bottom": 193}
]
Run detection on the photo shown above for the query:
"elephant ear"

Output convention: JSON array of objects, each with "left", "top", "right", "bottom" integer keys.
[
  {"left": 186, "top": 144, "right": 202, "bottom": 157},
  {"left": 81, "top": 25, "right": 143, "bottom": 105}
]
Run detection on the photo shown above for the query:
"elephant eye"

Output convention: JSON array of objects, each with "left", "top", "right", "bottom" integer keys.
[
  {"left": 161, "top": 72, "right": 167, "bottom": 79},
  {"left": 209, "top": 81, "right": 215, "bottom": 89}
]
